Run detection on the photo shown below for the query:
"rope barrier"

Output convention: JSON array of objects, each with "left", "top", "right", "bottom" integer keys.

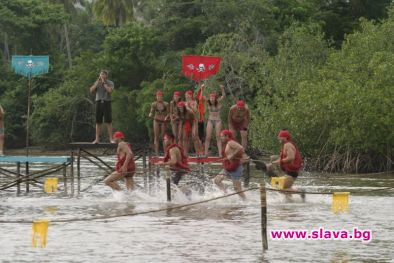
[{"left": 0, "top": 187, "right": 259, "bottom": 224}]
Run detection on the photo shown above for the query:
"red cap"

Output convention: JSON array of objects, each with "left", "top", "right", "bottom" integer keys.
[
  {"left": 277, "top": 130, "right": 291, "bottom": 140},
  {"left": 236, "top": 100, "right": 245, "bottom": 109},
  {"left": 156, "top": 90, "right": 163, "bottom": 96},
  {"left": 177, "top": 101, "right": 186, "bottom": 107},
  {"left": 163, "top": 134, "right": 175, "bottom": 141},
  {"left": 209, "top": 92, "right": 218, "bottom": 98},
  {"left": 173, "top": 91, "right": 181, "bottom": 97},
  {"left": 113, "top": 131, "right": 125, "bottom": 139},
  {"left": 220, "top": 129, "right": 234, "bottom": 139},
  {"left": 185, "top": 90, "right": 193, "bottom": 98}
]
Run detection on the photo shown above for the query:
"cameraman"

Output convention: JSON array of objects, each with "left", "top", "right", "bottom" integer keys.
[{"left": 90, "top": 70, "right": 114, "bottom": 143}]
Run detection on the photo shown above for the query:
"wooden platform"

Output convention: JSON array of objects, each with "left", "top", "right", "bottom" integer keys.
[
  {"left": 0, "top": 155, "right": 71, "bottom": 163},
  {"left": 68, "top": 142, "right": 117, "bottom": 149},
  {"left": 149, "top": 156, "right": 223, "bottom": 164}
]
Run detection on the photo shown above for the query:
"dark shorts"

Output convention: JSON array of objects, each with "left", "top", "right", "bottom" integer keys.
[
  {"left": 172, "top": 171, "right": 186, "bottom": 185},
  {"left": 96, "top": 101, "right": 112, "bottom": 124},
  {"left": 287, "top": 171, "right": 299, "bottom": 178}
]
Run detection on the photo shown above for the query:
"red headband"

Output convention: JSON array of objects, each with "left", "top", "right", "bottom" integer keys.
[
  {"left": 236, "top": 100, "right": 245, "bottom": 109},
  {"left": 210, "top": 92, "right": 218, "bottom": 98},
  {"left": 177, "top": 101, "right": 186, "bottom": 107},
  {"left": 220, "top": 129, "right": 234, "bottom": 139},
  {"left": 185, "top": 90, "right": 193, "bottom": 98},
  {"left": 173, "top": 91, "right": 181, "bottom": 97},
  {"left": 163, "top": 134, "right": 174, "bottom": 141},
  {"left": 277, "top": 130, "right": 291, "bottom": 140},
  {"left": 156, "top": 90, "right": 163, "bottom": 96},
  {"left": 113, "top": 131, "right": 125, "bottom": 139}
]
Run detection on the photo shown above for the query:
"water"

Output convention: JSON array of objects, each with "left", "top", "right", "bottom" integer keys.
[{"left": 0, "top": 156, "right": 393, "bottom": 263}]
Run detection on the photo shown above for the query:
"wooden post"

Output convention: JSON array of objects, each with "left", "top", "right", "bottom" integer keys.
[
  {"left": 25, "top": 162, "right": 29, "bottom": 193},
  {"left": 260, "top": 179, "right": 268, "bottom": 250},
  {"left": 166, "top": 168, "right": 171, "bottom": 202},
  {"left": 70, "top": 151, "right": 74, "bottom": 196},
  {"left": 17, "top": 162, "right": 21, "bottom": 195},
  {"left": 63, "top": 163, "right": 68, "bottom": 194},
  {"left": 143, "top": 151, "right": 147, "bottom": 190},
  {"left": 77, "top": 148, "right": 81, "bottom": 193},
  {"left": 244, "top": 162, "right": 250, "bottom": 187}
]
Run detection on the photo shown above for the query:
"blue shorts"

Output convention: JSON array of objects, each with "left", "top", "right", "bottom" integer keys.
[{"left": 222, "top": 165, "right": 244, "bottom": 181}]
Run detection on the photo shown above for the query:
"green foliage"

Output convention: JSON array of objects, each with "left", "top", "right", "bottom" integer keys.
[{"left": 251, "top": 13, "right": 394, "bottom": 172}]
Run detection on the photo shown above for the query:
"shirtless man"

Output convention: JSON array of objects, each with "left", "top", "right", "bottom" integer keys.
[
  {"left": 228, "top": 100, "right": 250, "bottom": 149},
  {"left": 169, "top": 91, "right": 182, "bottom": 143},
  {"left": 266, "top": 130, "right": 302, "bottom": 191},
  {"left": 149, "top": 90, "right": 170, "bottom": 155},
  {"left": 104, "top": 131, "right": 136, "bottom": 191},
  {"left": 214, "top": 129, "right": 247, "bottom": 200},
  {"left": 0, "top": 104, "right": 4, "bottom": 156},
  {"left": 158, "top": 133, "right": 189, "bottom": 185}
]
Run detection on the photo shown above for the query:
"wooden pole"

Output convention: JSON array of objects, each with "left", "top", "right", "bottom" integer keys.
[
  {"left": 25, "top": 162, "right": 29, "bottom": 192},
  {"left": 26, "top": 76, "right": 31, "bottom": 157},
  {"left": 77, "top": 148, "right": 81, "bottom": 193},
  {"left": 244, "top": 162, "right": 250, "bottom": 187},
  {"left": 143, "top": 151, "right": 147, "bottom": 190},
  {"left": 260, "top": 179, "right": 268, "bottom": 250},
  {"left": 166, "top": 168, "right": 171, "bottom": 202},
  {"left": 70, "top": 150, "right": 74, "bottom": 196},
  {"left": 63, "top": 163, "right": 67, "bottom": 194},
  {"left": 17, "top": 162, "right": 21, "bottom": 195}
]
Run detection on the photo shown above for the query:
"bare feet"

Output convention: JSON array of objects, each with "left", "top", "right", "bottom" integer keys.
[{"left": 92, "top": 139, "right": 99, "bottom": 144}]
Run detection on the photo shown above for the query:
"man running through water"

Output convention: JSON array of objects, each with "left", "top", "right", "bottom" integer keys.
[
  {"left": 214, "top": 130, "right": 247, "bottom": 200},
  {"left": 104, "top": 131, "right": 136, "bottom": 191},
  {"left": 159, "top": 133, "right": 189, "bottom": 185},
  {"left": 228, "top": 100, "right": 250, "bottom": 150},
  {"left": 266, "top": 130, "right": 303, "bottom": 191}
]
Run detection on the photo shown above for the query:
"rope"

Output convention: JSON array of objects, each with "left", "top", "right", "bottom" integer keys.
[{"left": 0, "top": 187, "right": 259, "bottom": 224}]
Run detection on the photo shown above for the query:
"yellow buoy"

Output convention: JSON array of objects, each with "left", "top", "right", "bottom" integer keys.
[
  {"left": 271, "top": 176, "right": 286, "bottom": 190},
  {"left": 44, "top": 178, "right": 58, "bottom": 193},
  {"left": 332, "top": 192, "right": 350, "bottom": 214},
  {"left": 32, "top": 220, "right": 49, "bottom": 248}
]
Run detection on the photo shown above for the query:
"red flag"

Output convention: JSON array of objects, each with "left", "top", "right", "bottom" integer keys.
[{"left": 182, "top": 55, "right": 222, "bottom": 81}]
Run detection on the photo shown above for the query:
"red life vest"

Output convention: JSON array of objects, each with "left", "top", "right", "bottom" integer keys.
[
  {"left": 280, "top": 141, "right": 302, "bottom": 173},
  {"left": 221, "top": 140, "right": 244, "bottom": 171},
  {"left": 164, "top": 143, "right": 189, "bottom": 172},
  {"left": 116, "top": 142, "right": 136, "bottom": 173}
]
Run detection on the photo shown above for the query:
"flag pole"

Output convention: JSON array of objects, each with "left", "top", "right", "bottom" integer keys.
[{"left": 26, "top": 72, "right": 31, "bottom": 156}]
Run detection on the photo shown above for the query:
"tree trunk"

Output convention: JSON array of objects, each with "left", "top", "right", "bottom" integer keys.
[
  {"left": 64, "top": 23, "right": 72, "bottom": 68},
  {"left": 3, "top": 33, "right": 10, "bottom": 64}
]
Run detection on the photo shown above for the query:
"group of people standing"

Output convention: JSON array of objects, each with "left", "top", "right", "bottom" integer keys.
[
  {"left": 93, "top": 70, "right": 302, "bottom": 199},
  {"left": 149, "top": 84, "right": 251, "bottom": 157}
]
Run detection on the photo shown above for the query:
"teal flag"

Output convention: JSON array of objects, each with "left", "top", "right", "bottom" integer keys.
[{"left": 11, "top": 55, "right": 49, "bottom": 77}]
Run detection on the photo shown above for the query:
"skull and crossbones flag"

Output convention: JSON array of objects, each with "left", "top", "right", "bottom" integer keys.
[{"left": 182, "top": 55, "right": 222, "bottom": 81}]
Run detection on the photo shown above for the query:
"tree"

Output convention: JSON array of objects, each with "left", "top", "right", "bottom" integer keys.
[{"left": 92, "top": 0, "right": 134, "bottom": 26}]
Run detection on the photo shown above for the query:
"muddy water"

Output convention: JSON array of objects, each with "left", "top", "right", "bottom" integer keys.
[{"left": 0, "top": 156, "right": 393, "bottom": 263}]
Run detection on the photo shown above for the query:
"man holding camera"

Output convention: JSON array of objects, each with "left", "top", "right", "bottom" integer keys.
[
  {"left": 90, "top": 70, "right": 114, "bottom": 143},
  {"left": 228, "top": 100, "right": 250, "bottom": 149}
]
